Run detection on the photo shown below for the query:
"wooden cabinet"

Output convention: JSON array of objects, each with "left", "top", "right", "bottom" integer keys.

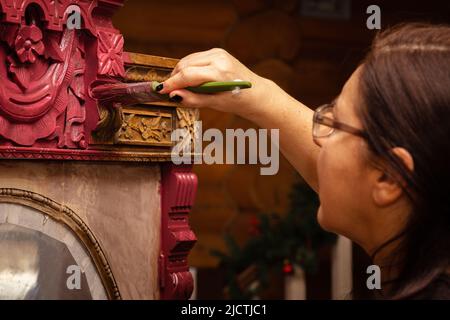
[{"left": 0, "top": 0, "right": 197, "bottom": 300}]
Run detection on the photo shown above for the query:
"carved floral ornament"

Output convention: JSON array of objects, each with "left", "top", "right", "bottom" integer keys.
[
  {"left": 0, "top": 0, "right": 125, "bottom": 148},
  {"left": 14, "top": 24, "right": 45, "bottom": 63}
]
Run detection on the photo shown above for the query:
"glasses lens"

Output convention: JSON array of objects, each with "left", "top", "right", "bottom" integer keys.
[{"left": 313, "top": 105, "right": 334, "bottom": 138}]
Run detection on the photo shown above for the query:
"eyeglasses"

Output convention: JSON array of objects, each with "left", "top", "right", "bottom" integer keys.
[{"left": 312, "top": 103, "right": 368, "bottom": 147}]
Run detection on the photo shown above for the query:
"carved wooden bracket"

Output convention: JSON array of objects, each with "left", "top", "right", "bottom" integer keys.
[
  {"left": 90, "top": 52, "right": 200, "bottom": 162},
  {"left": 160, "top": 164, "right": 198, "bottom": 299}
]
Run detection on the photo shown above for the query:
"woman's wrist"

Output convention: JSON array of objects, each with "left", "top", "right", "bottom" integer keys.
[
  {"left": 237, "top": 77, "right": 292, "bottom": 128},
  {"left": 235, "top": 76, "right": 278, "bottom": 122}
]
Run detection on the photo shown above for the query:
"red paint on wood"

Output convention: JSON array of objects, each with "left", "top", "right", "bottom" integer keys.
[
  {"left": 160, "top": 164, "right": 198, "bottom": 300},
  {"left": 0, "top": 0, "right": 124, "bottom": 150}
]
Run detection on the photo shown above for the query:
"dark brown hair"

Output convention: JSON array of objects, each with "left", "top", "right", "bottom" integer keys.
[{"left": 358, "top": 23, "right": 450, "bottom": 299}]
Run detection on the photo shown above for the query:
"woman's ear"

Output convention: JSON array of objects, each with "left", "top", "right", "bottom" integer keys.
[{"left": 372, "top": 147, "right": 414, "bottom": 207}]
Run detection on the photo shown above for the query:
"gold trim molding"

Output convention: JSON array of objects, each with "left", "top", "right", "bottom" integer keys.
[
  {"left": 92, "top": 52, "right": 201, "bottom": 160},
  {"left": 0, "top": 188, "right": 121, "bottom": 300}
]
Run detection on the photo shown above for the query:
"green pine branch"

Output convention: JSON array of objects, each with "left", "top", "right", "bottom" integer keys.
[{"left": 211, "top": 179, "right": 337, "bottom": 299}]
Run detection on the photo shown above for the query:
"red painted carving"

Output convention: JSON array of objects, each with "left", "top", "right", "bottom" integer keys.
[
  {"left": 97, "top": 30, "right": 125, "bottom": 77},
  {"left": 0, "top": 0, "right": 124, "bottom": 150},
  {"left": 160, "top": 164, "right": 198, "bottom": 300},
  {"left": 14, "top": 24, "right": 45, "bottom": 63}
]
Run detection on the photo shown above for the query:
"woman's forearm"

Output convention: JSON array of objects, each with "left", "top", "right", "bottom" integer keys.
[
  {"left": 158, "top": 48, "right": 320, "bottom": 190},
  {"left": 244, "top": 78, "right": 320, "bottom": 192}
]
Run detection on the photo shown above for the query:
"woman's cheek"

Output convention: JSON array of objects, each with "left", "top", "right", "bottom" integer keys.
[
  {"left": 316, "top": 148, "right": 336, "bottom": 231},
  {"left": 316, "top": 142, "right": 353, "bottom": 234}
]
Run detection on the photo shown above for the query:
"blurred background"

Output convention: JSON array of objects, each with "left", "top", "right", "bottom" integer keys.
[{"left": 113, "top": 0, "right": 450, "bottom": 299}]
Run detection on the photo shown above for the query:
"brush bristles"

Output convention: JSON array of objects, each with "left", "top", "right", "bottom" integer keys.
[
  {"left": 90, "top": 82, "right": 153, "bottom": 101},
  {"left": 89, "top": 81, "right": 171, "bottom": 106}
]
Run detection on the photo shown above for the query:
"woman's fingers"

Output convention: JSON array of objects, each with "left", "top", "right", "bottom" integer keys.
[
  {"left": 170, "top": 48, "right": 231, "bottom": 76},
  {"left": 170, "top": 49, "right": 219, "bottom": 76},
  {"left": 159, "top": 65, "right": 218, "bottom": 94},
  {"left": 169, "top": 89, "right": 225, "bottom": 109},
  {"left": 171, "top": 59, "right": 211, "bottom": 78},
  {"left": 159, "top": 48, "right": 252, "bottom": 113}
]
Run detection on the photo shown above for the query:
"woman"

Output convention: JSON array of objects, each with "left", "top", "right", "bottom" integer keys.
[{"left": 158, "top": 23, "right": 450, "bottom": 299}]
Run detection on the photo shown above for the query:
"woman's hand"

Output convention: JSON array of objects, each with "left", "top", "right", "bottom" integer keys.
[
  {"left": 158, "top": 48, "right": 274, "bottom": 120},
  {"left": 160, "top": 48, "right": 320, "bottom": 191}
]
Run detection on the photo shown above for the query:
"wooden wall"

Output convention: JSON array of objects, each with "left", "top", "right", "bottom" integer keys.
[{"left": 114, "top": 0, "right": 450, "bottom": 272}]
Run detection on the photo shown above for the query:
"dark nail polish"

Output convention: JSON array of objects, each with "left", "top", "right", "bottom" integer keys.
[
  {"left": 169, "top": 95, "right": 183, "bottom": 103},
  {"left": 155, "top": 83, "right": 164, "bottom": 92}
]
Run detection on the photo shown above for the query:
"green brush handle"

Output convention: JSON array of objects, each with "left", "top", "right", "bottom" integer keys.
[
  {"left": 187, "top": 81, "right": 252, "bottom": 93},
  {"left": 152, "top": 81, "right": 252, "bottom": 94}
]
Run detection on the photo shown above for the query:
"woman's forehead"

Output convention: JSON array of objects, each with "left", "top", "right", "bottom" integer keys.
[{"left": 335, "top": 68, "right": 362, "bottom": 120}]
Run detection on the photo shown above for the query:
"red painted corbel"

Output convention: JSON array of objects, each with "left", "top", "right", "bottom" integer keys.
[{"left": 160, "top": 163, "right": 198, "bottom": 300}]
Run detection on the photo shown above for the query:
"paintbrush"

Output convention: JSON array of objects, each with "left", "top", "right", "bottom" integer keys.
[{"left": 89, "top": 80, "right": 252, "bottom": 106}]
